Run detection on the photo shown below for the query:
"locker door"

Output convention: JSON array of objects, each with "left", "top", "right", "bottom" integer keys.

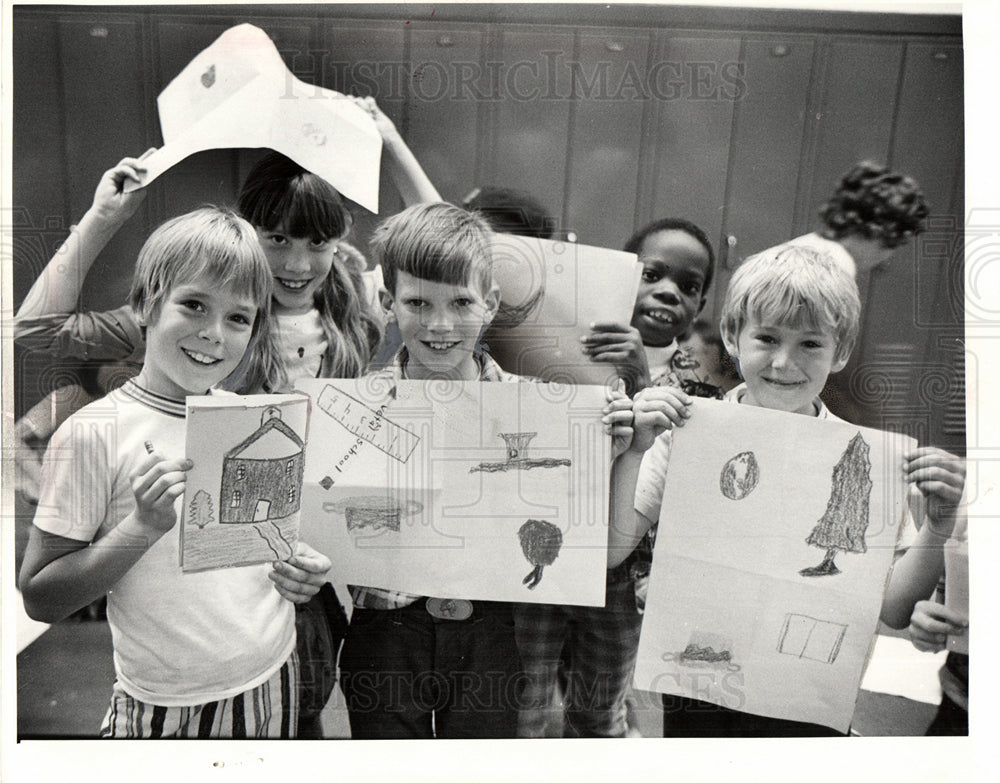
[
  {"left": 643, "top": 33, "right": 742, "bottom": 291},
  {"left": 799, "top": 38, "right": 903, "bottom": 233},
  {"left": 718, "top": 34, "right": 816, "bottom": 311},
  {"left": 407, "top": 23, "right": 489, "bottom": 205},
  {"left": 804, "top": 38, "right": 904, "bottom": 429},
  {"left": 322, "top": 20, "right": 407, "bottom": 243},
  {"left": 57, "top": 16, "right": 151, "bottom": 311},
  {"left": 12, "top": 16, "right": 68, "bottom": 305},
  {"left": 866, "top": 39, "right": 965, "bottom": 451},
  {"left": 489, "top": 26, "right": 576, "bottom": 229},
  {"left": 563, "top": 28, "right": 649, "bottom": 250}
]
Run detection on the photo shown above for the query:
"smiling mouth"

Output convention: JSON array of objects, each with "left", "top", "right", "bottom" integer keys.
[
  {"left": 182, "top": 348, "right": 222, "bottom": 366},
  {"left": 423, "top": 340, "right": 460, "bottom": 352},
  {"left": 276, "top": 277, "right": 312, "bottom": 291},
  {"left": 763, "top": 377, "right": 804, "bottom": 387},
  {"left": 642, "top": 308, "right": 678, "bottom": 325}
]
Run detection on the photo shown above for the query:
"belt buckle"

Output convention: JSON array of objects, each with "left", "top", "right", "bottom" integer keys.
[{"left": 426, "top": 597, "right": 473, "bottom": 621}]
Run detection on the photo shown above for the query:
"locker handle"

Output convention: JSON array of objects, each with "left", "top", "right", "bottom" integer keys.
[{"left": 724, "top": 234, "right": 739, "bottom": 269}]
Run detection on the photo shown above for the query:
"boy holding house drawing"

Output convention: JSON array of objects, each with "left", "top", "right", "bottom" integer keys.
[
  {"left": 607, "top": 244, "right": 965, "bottom": 736},
  {"left": 18, "top": 208, "right": 331, "bottom": 738}
]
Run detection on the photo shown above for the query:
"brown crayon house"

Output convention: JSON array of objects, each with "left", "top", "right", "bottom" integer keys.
[{"left": 220, "top": 407, "right": 304, "bottom": 524}]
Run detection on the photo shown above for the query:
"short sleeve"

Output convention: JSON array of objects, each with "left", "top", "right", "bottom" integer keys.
[
  {"left": 34, "top": 415, "right": 114, "bottom": 542},
  {"left": 633, "top": 432, "right": 673, "bottom": 524},
  {"left": 14, "top": 306, "right": 145, "bottom": 363}
]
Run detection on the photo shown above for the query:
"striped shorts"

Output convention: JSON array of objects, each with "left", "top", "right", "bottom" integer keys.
[{"left": 99, "top": 652, "right": 299, "bottom": 739}]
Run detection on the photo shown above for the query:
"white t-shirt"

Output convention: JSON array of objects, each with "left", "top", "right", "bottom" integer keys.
[
  {"left": 272, "top": 266, "right": 386, "bottom": 390},
  {"left": 34, "top": 380, "right": 295, "bottom": 706},
  {"left": 277, "top": 309, "right": 328, "bottom": 386}
]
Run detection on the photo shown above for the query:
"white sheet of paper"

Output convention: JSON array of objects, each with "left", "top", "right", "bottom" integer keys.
[
  {"left": 859, "top": 634, "right": 945, "bottom": 705},
  {"left": 945, "top": 534, "right": 969, "bottom": 654},
  {"left": 633, "top": 399, "right": 916, "bottom": 733},
  {"left": 297, "top": 378, "right": 610, "bottom": 605},
  {"left": 485, "top": 234, "right": 641, "bottom": 385},
  {"left": 181, "top": 393, "right": 309, "bottom": 571},
  {"left": 125, "top": 24, "right": 382, "bottom": 212}
]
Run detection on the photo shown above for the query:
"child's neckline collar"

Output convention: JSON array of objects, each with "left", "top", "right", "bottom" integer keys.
[
  {"left": 730, "top": 383, "right": 824, "bottom": 418},
  {"left": 643, "top": 340, "right": 679, "bottom": 367},
  {"left": 120, "top": 378, "right": 188, "bottom": 418}
]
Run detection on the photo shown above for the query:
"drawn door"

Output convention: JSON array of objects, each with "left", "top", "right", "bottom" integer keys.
[{"left": 253, "top": 499, "right": 271, "bottom": 522}]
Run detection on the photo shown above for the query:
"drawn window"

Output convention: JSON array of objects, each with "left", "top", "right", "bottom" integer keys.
[
  {"left": 287, "top": 487, "right": 296, "bottom": 504},
  {"left": 231, "top": 489, "right": 242, "bottom": 508},
  {"left": 286, "top": 459, "right": 295, "bottom": 476},
  {"left": 236, "top": 465, "right": 246, "bottom": 480}
]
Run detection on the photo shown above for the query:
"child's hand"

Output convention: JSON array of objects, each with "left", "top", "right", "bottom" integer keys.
[
  {"left": 603, "top": 379, "right": 635, "bottom": 459},
  {"left": 907, "top": 599, "right": 967, "bottom": 653},
  {"left": 269, "top": 541, "right": 332, "bottom": 604},
  {"left": 350, "top": 95, "right": 400, "bottom": 142},
  {"left": 91, "top": 149, "right": 156, "bottom": 226},
  {"left": 581, "top": 322, "right": 652, "bottom": 394},
  {"left": 130, "top": 448, "right": 192, "bottom": 534},
  {"left": 905, "top": 447, "right": 966, "bottom": 537},
  {"left": 630, "top": 386, "right": 692, "bottom": 454}
]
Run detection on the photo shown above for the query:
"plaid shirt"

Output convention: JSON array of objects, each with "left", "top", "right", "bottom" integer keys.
[
  {"left": 648, "top": 342, "right": 725, "bottom": 400},
  {"left": 350, "top": 347, "right": 527, "bottom": 611}
]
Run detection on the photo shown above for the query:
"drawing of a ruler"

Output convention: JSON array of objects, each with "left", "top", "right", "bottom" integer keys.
[{"left": 316, "top": 385, "right": 419, "bottom": 462}]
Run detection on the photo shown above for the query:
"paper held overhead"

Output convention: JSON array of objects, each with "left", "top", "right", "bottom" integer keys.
[{"left": 124, "top": 23, "right": 382, "bottom": 212}]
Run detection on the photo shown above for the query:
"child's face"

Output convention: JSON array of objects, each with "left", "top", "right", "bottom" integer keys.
[
  {"left": 381, "top": 271, "right": 499, "bottom": 381},
  {"left": 727, "top": 317, "right": 847, "bottom": 416},
  {"left": 256, "top": 225, "right": 338, "bottom": 315},
  {"left": 630, "top": 230, "right": 710, "bottom": 348},
  {"left": 139, "top": 281, "right": 257, "bottom": 398}
]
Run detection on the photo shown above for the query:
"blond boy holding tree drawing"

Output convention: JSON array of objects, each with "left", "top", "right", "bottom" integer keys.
[{"left": 607, "top": 244, "right": 965, "bottom": 736}]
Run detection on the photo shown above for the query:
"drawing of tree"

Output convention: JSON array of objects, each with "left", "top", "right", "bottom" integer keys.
[
  {"left": 518, "top": 519, "right": 563, "bottom": 589},
  {"left": 800, "top": 432, "right": 872, "bottom": 577},
  {"left": 189, "top": 489, "right": 215, "bottom": 528}
]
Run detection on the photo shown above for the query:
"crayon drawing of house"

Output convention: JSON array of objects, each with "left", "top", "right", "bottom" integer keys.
[{"left": 220, "top": 406, "right": 305, "bottom": 524}]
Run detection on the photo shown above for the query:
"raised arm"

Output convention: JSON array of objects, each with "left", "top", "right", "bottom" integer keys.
[
  {"left": 880, "top": 447, "right": 966, "bottom": 629},
  {"left": 353, "top": 96, "right": 442, "bottom": 205},
  {"left": 606, "top": 386, "right": 692, "bottom": 568},
  {"left": 17, "top": 152, "right": 153, "bottom": 319}
]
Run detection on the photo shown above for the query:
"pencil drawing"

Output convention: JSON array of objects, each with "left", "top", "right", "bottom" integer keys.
[
  {"left": 800, "top": 432, "right": 872, "bottom": 577},
  {"left": 470, "top": 432, "right": 572, "bottom": 473},
  {"left": 518, "top": 519, "right": 563, "bottom": 589},
  {"left": 777, "top": 613, "right": 848, "bottom": 664},
  {"left": 323, "top": 496, "right": 423, "bottom": 533},
  {"left": 720, "top": 450, "right": 760, "bottom": 500}
]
